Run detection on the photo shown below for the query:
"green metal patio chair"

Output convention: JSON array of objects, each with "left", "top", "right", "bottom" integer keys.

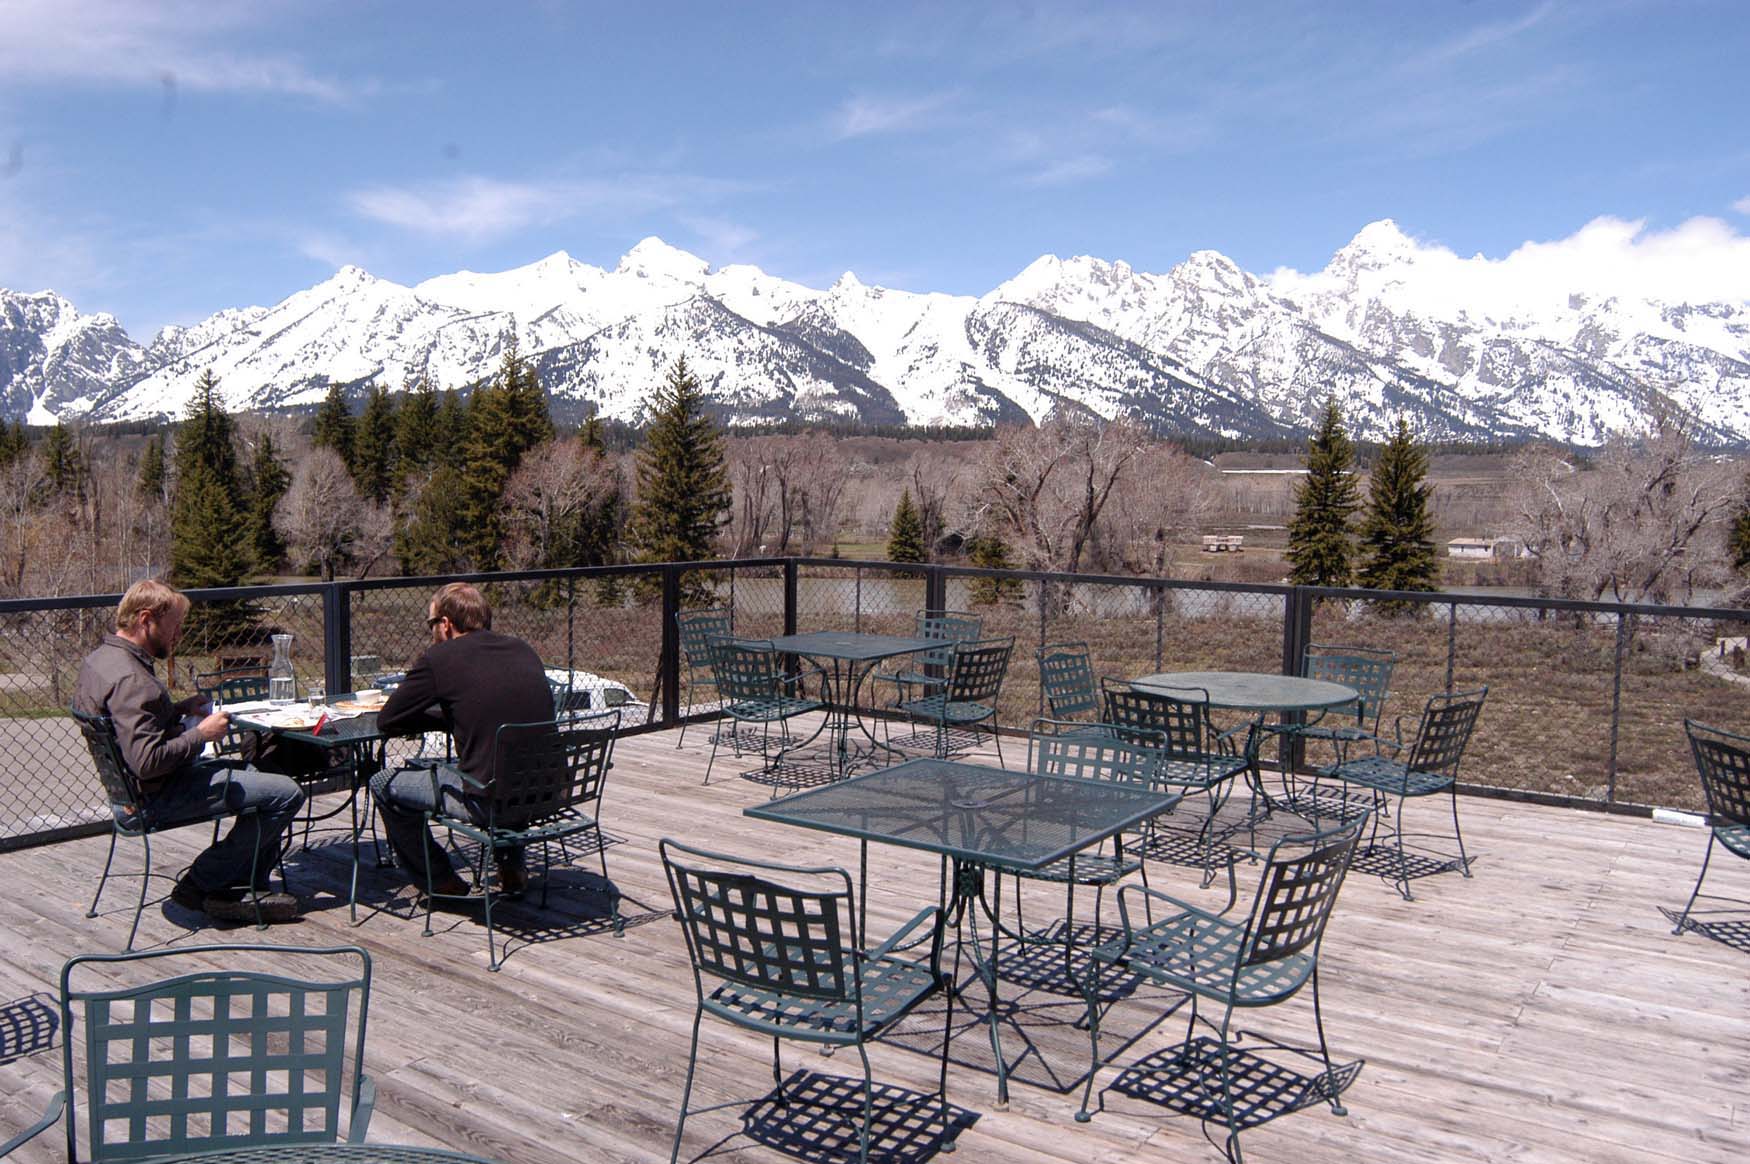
[
  {"left": 676, "top": 606, "right": 734, "bottom": 749},
  {"left": 1270, "top": 645, "right": 1396, "bottom": 808},
  {"left": 70, "top": 708, "right": 270, "bottom": 951},
  {"left": 1320, "top": 687, "right": 1487, "bottom": 900},
  {"left": 893, "top": 635, "right": 1015, "bottom": 764},
  {"left": 874, "top": 609, "right": 982, "bottom": 704},
  {"left": 422, "top": 710, "right": 621, "bottom": 970},
  {"left": 1038, "top": 641, "right": 1100, "bottom": 721},
  {"left": 1076, "top": 817, "right": 1366, "bottom": 1162},
  {"left": 703, "top": 637, "right": 826, "bottom": 784},
  {"left": 1009, "top": 719, "right": 1175, "bottom": 958},
  {"left": 660, "top": 838, "right": 954, "bottom": 1164},
  {"left": 1672, "top": 719, "right": 1750, "bottom": 935},
  {"left": 1102, "top": 679, "right": 1250, "bottom": 885},
  {"left": 0, "top": 943, "right": 374, "bottom": 1162}
]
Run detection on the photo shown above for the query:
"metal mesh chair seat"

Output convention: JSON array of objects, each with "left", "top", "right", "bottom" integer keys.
[
  {"left": 1092, "top": 907, "right": 1316, "bottom": 1005},
  {"left": 724, "top": 694, "right": 826, "bottom": 723},
  {"left": 894, "top": 694, "right": 995, "bottom": 726},
  {"left": 1318, "top": 754, "right": 1453, "bottom": 797},
  {"left": 1157, "top": 753, "right": 1249, "bottom": 791},
  {"left": 1295, "top": 723, "right": 1382, "bottom": 744},
  {"left": 706, "top": 952, "right": 939, "bottom": 1041},
  {"left": 1021, "top": 850, "right": 1142, "bottom": 886},
  {"left": 1718, "top": 821, "right": 1750, "bottom": 859},
  {"left": 442, "top": 805, "right": 599, "bottom": 850}
]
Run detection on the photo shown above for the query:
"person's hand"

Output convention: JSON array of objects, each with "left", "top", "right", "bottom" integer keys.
[
  {"left": 195, "top": 711, "right": 231, "bottom": 743},
  {"left": 177, "top": 693, "right": 214, "bottom": 716}
]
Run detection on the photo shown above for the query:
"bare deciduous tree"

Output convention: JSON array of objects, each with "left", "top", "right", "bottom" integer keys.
[
  {"left": 1509, "top": 418, "right": 1738, "bottom": 604},
  {"left": 724, "top": 432, "right": 851, "bottom": 556},
  {"left": 969, "top": 415, "right": 1150, "bottom": 574},
  {"left": 1100, "top": 443, "right": 1221, "bottom": 576},
  {"left": 274, "top": 447, "right": 376, "bottom": 581},
  {"left": 501, "top": 436, "right": 619, "bottom": 568}
]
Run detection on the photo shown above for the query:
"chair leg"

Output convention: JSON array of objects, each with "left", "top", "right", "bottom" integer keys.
[
  {"left": 938, "top": 953, "right": 956, "bottom": 1149},
  {"left": 1673, "top": 834, "right": 1716, "bottom": 934},
  {"left": 1075, "top": 953, "right": 1105, "bottom": 1122},
  {"left": 855, "top": 1042, "right": 875, "bottom": 1164},
  {"left": 703, "top": 722, "right": 722, "bottom": 785},
  {"left": 1392, "top": 793, "right": 1414, "bottom": 901},
  {"left": 88, "top": 822, "right": 120, "bottom": 919},
  {"left": 1213, "top": 1006, "right": 1246, "bottom": 1163},
  {"left": 1309, "top": 964, "right": 1348, "bottom": 1117},
  {"left": 127, "top": 831, "right": 152, "bottom": 952},
  {"left": 669, "top": 1010, "right": 704, "bottom": 1164},
  {"left": 770, "top": 1035, "right": 786, "bottom": 1105},
  {"left": 1450, "top": 784, "right": 1472, "bottom": 878}
]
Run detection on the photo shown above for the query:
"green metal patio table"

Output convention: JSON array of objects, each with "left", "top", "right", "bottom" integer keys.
[
  {"left": 764, "top": 631, "right": 937, "bottom": 779},
  {"left": 746, "top": 756, "right": 1181, "bottom": 1104}
]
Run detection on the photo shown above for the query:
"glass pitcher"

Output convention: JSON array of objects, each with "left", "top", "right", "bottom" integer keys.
[{"left": 268, "top": 633, "right": 295, "bottom": 705}]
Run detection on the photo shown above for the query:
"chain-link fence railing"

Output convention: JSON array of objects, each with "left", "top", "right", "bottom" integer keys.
[{"left": 4, "top": 560, "right": 1747, "bottom": 847}]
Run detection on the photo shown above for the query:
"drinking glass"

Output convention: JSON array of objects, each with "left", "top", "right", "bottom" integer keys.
[{"left": 307, "top": 681, "right": 325, "bottom": 712}]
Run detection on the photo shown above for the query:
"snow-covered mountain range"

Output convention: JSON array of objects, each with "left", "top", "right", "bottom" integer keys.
[{"left": 4, "top": 220, "right": 1748, "bottom": 444}]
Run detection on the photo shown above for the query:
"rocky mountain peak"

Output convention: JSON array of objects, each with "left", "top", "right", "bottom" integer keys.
[{"left": 615, "top": 237, "right": 709, "bottom": 283}]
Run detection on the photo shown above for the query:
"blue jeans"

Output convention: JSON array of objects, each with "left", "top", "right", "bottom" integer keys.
[
  {"left": 369, "top": 764, "right": 524, "bottom": 885},
  {"left": 145, "top": 760, "right": 305, "bottom": 892}
]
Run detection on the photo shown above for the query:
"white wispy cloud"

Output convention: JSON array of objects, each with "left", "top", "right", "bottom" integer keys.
[
  {"left": 1271, "top": 215, "right": 1750, "bottom": 309},
  {"left": 831, "top": 93, "right": 957, "bottom": 139},
  {"left": 1733, "top": 196, "right": 1750, "bottom": 216},
  {"left": 1412, "top": 0, "right": 1557, "bottom": 69},
  {"left": 677, "top": 214, "right": 759, "bottom": 259},
  {"left": 0, "top": 0, "right": 359, "bottom": 101},
  {"left": 346, "top": 172, "right": 756, "bottom": 241},
  {"left": 1022, "top": 155, "right": 1113, "bottom": 187}
]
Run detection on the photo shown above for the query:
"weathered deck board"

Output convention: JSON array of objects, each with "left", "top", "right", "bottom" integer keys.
[{"left": 0, "top": 715, "right": 1745, "bottom": 1164}]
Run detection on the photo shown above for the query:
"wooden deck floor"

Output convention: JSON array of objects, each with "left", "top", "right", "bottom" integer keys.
[{"left": 0, "top": 718, "right": 1747, "bottom": 1164}]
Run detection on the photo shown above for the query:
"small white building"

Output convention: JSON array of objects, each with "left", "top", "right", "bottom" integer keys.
[
  {"left": 1447, "top": 538, "right": 1497, "bottom": 560},
  {"left": 1201, "top": 535, "right": 1245, "bottom": 553}
]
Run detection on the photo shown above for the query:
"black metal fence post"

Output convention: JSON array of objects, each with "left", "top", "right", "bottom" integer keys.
[
  {"left": 323, "top": 582, "right": 352, "bottom": 697},
  {"left": 660, "top": 566, "right": 682, "bottom": 727},
  {"left": 1607, "top": 612, "right": 1631, "bottom": 806},
  {"left": 924, "top": 565, "right": 946, "bottom": 615},
  {"left": 1282, "top": 587, "right": 1314, "bottom": 678},
  {"left": 783, "top": 559, "right": 799, "bottom": 637}
]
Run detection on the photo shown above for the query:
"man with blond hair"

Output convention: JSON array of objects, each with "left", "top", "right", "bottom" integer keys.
[
  {"left": 371, "top": 581, "right": 553, "bottom": 899},
  {"left": 73, "top": 579, "right": 305, "bottom": 923}
]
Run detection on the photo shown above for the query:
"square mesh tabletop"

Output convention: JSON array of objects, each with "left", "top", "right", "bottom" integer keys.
[
  {"left": 765, "top": 632, "right": 937, "bottom": 663},
  {"left": 745, "top": 758, "right": 1181, "bottom": 871}
]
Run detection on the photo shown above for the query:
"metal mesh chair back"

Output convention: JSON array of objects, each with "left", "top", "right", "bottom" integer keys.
[
  {"left": 1304, "top": 644, "right": 1395, "bottom": 729},
  {"left": 708, "top": 637, "right": 783, "bottom": 703},
  {"left": 486, "top": 712, "right": 619, "bottom": 829},
  {"left": 1102, "top": 679, "right": 1215, "bottom": 761},
  {"left": 1029, "top": 718, "right": 1164, "bottom": 787},
  {"left": 194, "top": 669, "right": 270, "bottom": 705},
  {"left": 1686, "top": 719, "right": 1750, "bottom": 827},
  {"left": 60, "top": 944, "right": 371, "bottom": 1162},
  {"left": 914, "top": 610, "right": 983, "bottom": 670},
  {"left": 945, "top": 637, "right": 1013, "bottom": 705},
  {"left": 678, "top": 608, "right": 734, "bottom": 671},
  {"left": 1405, "top": 687, "right": 1488, "bottom": 782},
  {"left": 1242, "top": 818, "right": 1364, "bottom": 968},
  {"left": 1038, "top": 642, "right": 1099, "bottom": 720},
  {"left": 70, "top": 710, "right": 142, "bottom": 816},
  {"left": 661, "top": 840, "right": 853, "bottom": 1003}
]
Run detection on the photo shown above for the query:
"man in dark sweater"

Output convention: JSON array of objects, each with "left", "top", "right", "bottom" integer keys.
[{"left": 369, "top": 582, "right": 553, "bottom": 898}]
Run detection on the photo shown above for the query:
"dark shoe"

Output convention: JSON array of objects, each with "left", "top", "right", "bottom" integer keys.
[
  {"left": 170, "top": 876, "right": 208, "bottom": 911},
  {"left": 494, "top": 860, "right": 527, "bottom": 899},
  {"left": 203, "top": 891, "right": 301, "bottom": 924},
  {"left": 427, "top": 871, "right": 472, "bottom": 898}
]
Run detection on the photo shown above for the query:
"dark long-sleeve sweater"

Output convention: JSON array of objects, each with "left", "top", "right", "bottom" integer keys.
[
  {"left": 375, "top": 630, "right": 552, "bottom": 782},
  {"left": 73, "top": 634, "right": 206, "bottom": 793}
]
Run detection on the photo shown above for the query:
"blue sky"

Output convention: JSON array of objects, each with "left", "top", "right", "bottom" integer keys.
[{"left": 2, "top": 0, "right": 1747, "bottom": 336}]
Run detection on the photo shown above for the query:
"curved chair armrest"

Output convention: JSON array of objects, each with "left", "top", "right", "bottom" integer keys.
[
  {"left": 777, "top": 663, "right": 829, "bottom": 699},
  {"left": 1383, "top": 713, "right": 1417, "bottom": 755},
  {"left": 346, "top": 1076, "right": 377, "bottom": 1143},
  {"left": 867, "top": 905, "right": 945, "bottom": 973},
  {"left": 1115, "top": 882, "right": 1237, "bottom": 936},
  {"left": 0, "top": 1090, "right": 64, "bottom": 1156}
]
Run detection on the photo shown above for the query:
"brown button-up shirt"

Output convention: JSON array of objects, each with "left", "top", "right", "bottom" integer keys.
[{"left": 73, "top": 634, "right": 204, "bottom": 794}]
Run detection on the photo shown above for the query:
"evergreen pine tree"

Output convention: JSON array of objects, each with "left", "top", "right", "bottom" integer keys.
[
  {"left": 394, "top": 378, "right": 440, "bottom": 480},
  {"left": 352, "top": 385, "right": 398, "bottom": 503},
  {"left": 434, "top": 389, "right": 469, "bottom": 470},
  {"left": 1731, "top": 488, "right": 1750, "bottom": 573},
  {"left": 170, "top": 371, "right": 254, "bottom": 635},
  {"left": 245, "top": 432, "right": 290, "bottom": 572},
  {"left": 629, "top": 356, "right": 731, "bottom": 578},
  {"left": 0, "top": 421, "right": 26, "bottom": 466},
  {"left": 456, "top": 340, "right": 553, "bottom": 569},
  {"left": 312, "top": 383, "right": 356, "bottom": 469},
  {"left": 967, "top": 533, "right": 1020, "bottom": 604},
  {"left": 42, "top": 422, "right": 82, "bottom": 496},
  {"left": 397, "top": 464, "right": 473, "bottom": 575},
  {"left": 1285, "top": 399, "right": 1361, "bottom": 587},
  {"left": 137, "top": 433, "right": 167, "bottom": 503},
  {"left": 886, "top": 489, "right": 926, "bottom": 564},
  {"left": 1357, "top": 417, "right": 1440, "bottom": 608}
]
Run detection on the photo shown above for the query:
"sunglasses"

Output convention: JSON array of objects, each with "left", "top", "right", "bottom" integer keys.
[{"left": 426, "top": 615, "right": 444, "bottom": 628}]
